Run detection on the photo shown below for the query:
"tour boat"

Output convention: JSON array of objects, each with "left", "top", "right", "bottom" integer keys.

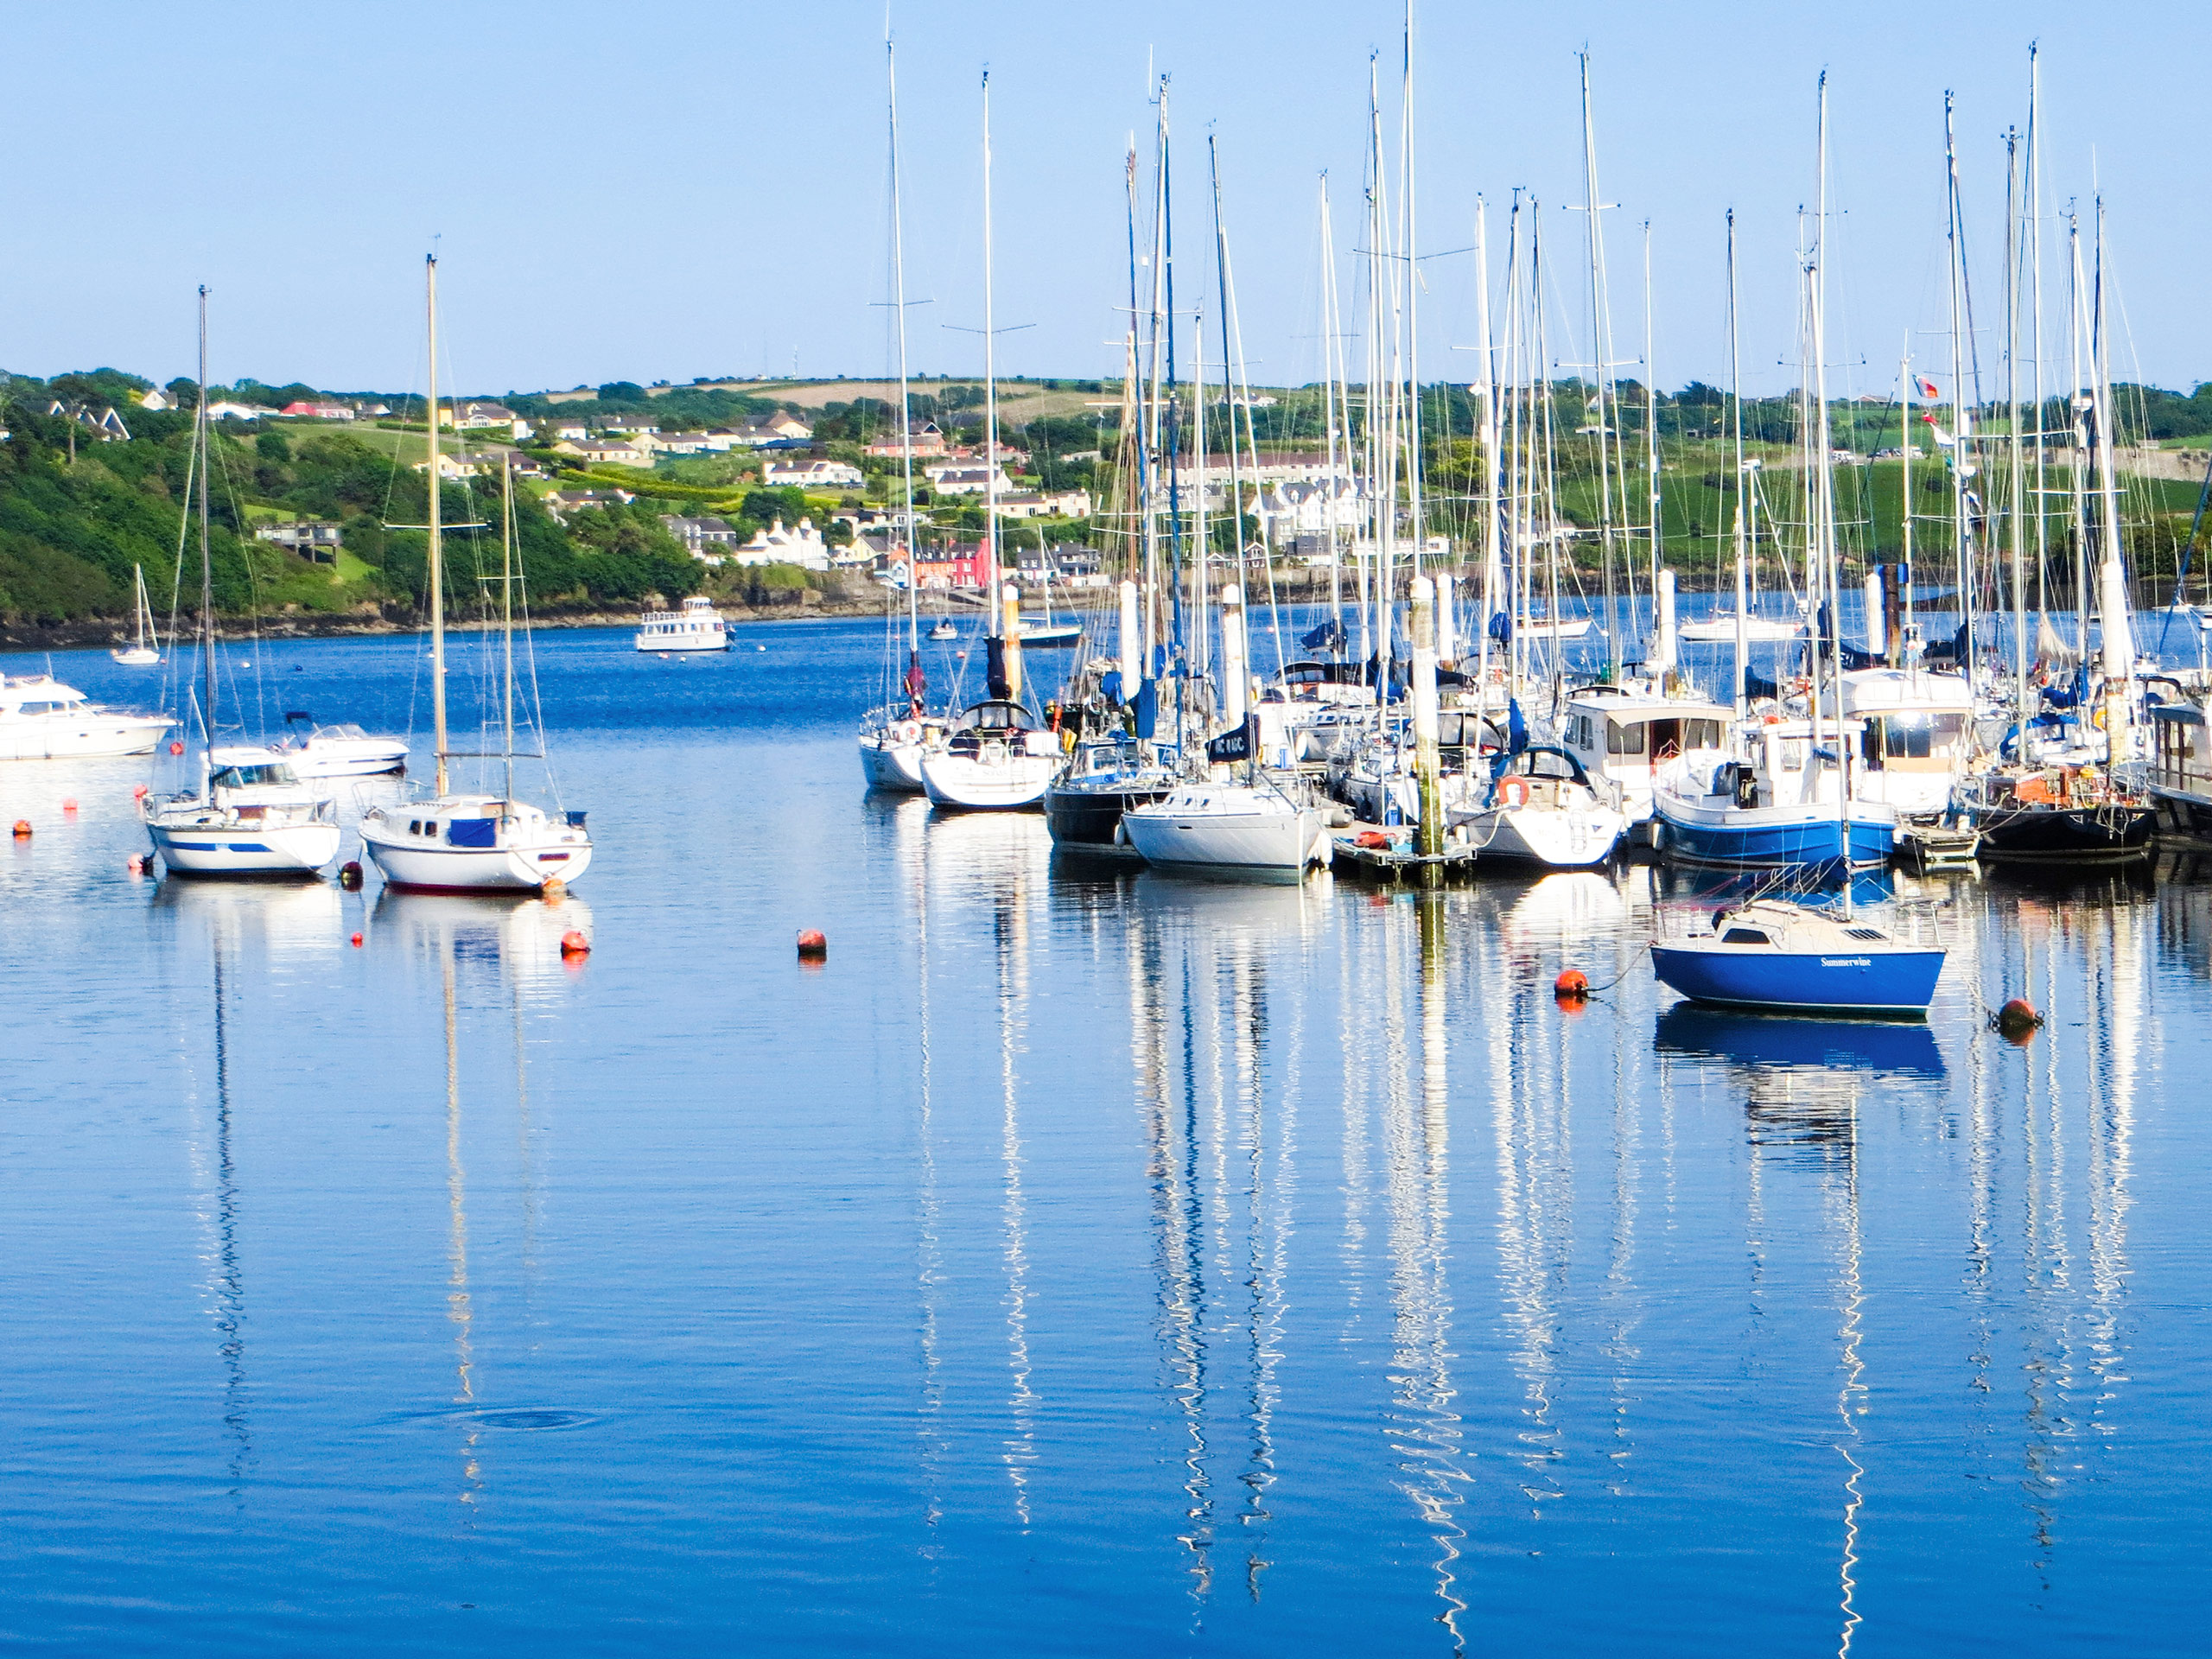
[
  {"left": 1447, "top": 744, "right": 1626, "bottom": 868},
  {"left": 1122, "top": 779, "right": 1331, "bottom": 875},
  {"left": 634, "top": 594, "right": 728, "bottom": 652},
  {"left": 1651, "top": 897, "right": 1945, "bottom": 1017},
  {"left": 143, "top": 748, "right": 340, "bottom": 877},
  {"left": 918, "top": 699, "right": 1058, "bottom": 810},
  {"left": 0, "top": 674, "right": 173, "bottom": 760},
  {"left": 361, "top": 254, "right": 594, "bottom": 893},
  {"left": 111, "top": 565, "right": 163, "bottom": 665}
]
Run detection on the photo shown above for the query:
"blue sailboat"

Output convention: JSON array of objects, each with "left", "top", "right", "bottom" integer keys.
[
  {"left": 1650, "top": 718, "right": 1894, "bottom": 868},
  {"left": 1650, "top": 897, "right": 1945, "bottom": 1018}
]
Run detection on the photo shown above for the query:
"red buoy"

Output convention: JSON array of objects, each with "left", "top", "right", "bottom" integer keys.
[
  {"left": 337, "top": 860, "right": 363, "bottom": 891},
  {"left": 126, "top": 855, "right": 145, "bottom": 876},
  {"left": 1994, "top": 997, "right": 2043, "bottom": 1042},
  {"left": 10, "top": 820, "right": 29, "bottom": 840},
  {"left": 560, "top": 930, "right": 591, "bottom": 957},
  {"left": 132, "top": 784, "right": 149, "bottom": 800},
  {"left": 168, "top": 741, "right": 184, "bottom": 755},
  {"left": 60, "top": 798, "right": 77, "bottom": 814},
  {"left": 350, "top": 932, "right": 364, "bottom": 948},
  {"left": 797, "top": 929, "right": 828, "bottom": 961},
  {"left": 1554, "top": 968, "right": 1589, "bottom": 1001}
]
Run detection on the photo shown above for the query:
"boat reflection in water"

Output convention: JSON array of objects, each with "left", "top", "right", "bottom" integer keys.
[{"left": 1655, "top": 1003, "right": 1946, "bottom": 1155}]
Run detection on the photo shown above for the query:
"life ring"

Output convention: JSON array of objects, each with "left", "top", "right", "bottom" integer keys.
[{"left": 1499, "top": 777, "right": 1531, "bottom": 809}]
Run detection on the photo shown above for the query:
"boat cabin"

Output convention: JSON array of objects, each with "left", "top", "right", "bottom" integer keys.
[
  {"left": 1263, "top": 660, "right": 1376, "bottom": 708},
  {"left": 2150, "top": 702, "right": 2212, "bottom": 832},
  {"left": 1560, "top": 686, "right": 1732, "bottom": 821}
]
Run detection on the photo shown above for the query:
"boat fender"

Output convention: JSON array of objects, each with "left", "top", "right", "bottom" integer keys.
[
  {"left": 562, "top": 930, "right": 594, "bottom": 959},
  {"left": 126, "top": 855, "right": 144, "bottom": 876},
  {"left": 60, "top": 798, "right": 77, "bottom": 814},
  {"left": 795, "top": 929, "right": 827, "bottom": 961},
  {"left": 10, "top": 820, "right": 29, "bottom": 839},
  {"left": 132, "top": 784, "right": 149, "bottom": 800},
  {"left": 1992, "top": 998, "right": 2044, "bottom": 1040},
  {"left": 1554, "top": 969, "right": 1589, "bottom": 1004}
]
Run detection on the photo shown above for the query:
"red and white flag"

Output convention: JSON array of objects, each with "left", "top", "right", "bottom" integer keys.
[{"left": 1914, "top": 374, "right": 1942, "bottom": 400}]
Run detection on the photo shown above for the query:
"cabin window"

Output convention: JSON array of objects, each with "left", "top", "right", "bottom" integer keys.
[
  {"left": 1606, "top": 721, "right": 1645, "bottom": 756},
  {"left": 423, "top": 821, "right": 439, "bottom": 837},
  {"left": 1688, "top": 719, "right": 1720, "bottom": 749},
  {"left": 1720, "top": 928, "right": 1770, "bottom": 946},
  {"left": 1778, "top": 740, "right": 1805, "bottom": 771},
  {"left": 408, "top": 820, "right": 421, "bottom": 836}
]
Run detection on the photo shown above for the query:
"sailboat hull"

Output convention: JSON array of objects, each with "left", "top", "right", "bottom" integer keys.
[
  {"left": 1652, "top": 941, "right": 1945, "bottom": 1016},
  {"left": 859, "top": 734, "right": 927, "bottom": 791},
  {"left": 1653, "top": 800, "right": 1894, "bottom": 869},
  {"left": 1044, "top": 777, "right": 1174, "bottom": 855},
  {"left": 1969, "top": 800, "right": 2155, "bottom": 861},
  {"left": 110, "top": 648, "right": 162, "bottom": 667},
  {"left": 919, "top": 752, "right": 1053, "bottom": 810},
  {"left": 147, "top": 819, "right": 340, "bottom": 876}
]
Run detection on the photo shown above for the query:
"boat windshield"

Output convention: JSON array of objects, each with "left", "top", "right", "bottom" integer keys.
[{"left": 212, "top": 763, "right": 298, "bottom": 788}]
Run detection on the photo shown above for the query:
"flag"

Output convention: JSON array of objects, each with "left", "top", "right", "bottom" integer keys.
[{"left": 1914, "top": 375, "right": 1941, "bottom": 400}]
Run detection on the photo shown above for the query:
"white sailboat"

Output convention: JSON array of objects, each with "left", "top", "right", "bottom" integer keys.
[
  {"left": 360, "top": 256, "right": 594, "bottom": 893},
  {"left": 144, "top": 286, "right": 340, "bottom": 878},
  {"left": 111, "top": 565, "right": 163, "bottom": 665},
  {"left": 858, "top": 37, "right": 942, "bottom": 793}
]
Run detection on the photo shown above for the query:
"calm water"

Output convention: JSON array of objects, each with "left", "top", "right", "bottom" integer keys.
[{"left": 2, "top": 620, "right": 2208, "bottom": 1655}]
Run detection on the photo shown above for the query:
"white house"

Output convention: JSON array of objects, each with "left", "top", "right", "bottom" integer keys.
[
  {"left": 763, "top": 458, "right": 863, "bottom": 491},
  {"left": 925, "top": 463, "right": 1011, "bottom": 497},
  {"left": 138, "top": 388, "right": 173, "bottom": 411},
  {"left": 550, "top": 422, "right": 589, "bottom": 442},
  {"left": 661, "top": 514, "right": 741, "bottom": 561},
  {"left": 734, "top": 517, "right": 830, "bottom": 570},
  {"left": 553, "top": 437, "right": 654, "bottom": 469},
  {"left": 543, "top": 487, "right": 635, "bottom": 521},
  {"left": 206, "top": 400, "right": 264, "bottom": 422},
  {"left": 732, "top": 413, "right": 814, "bottom": 447},
  {"left": 989, "top": 488, "right": 1092, "bottom": 519}
]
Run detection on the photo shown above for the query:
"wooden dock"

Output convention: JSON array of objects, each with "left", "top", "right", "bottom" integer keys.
[{"left": 1330, "top": 828, "right": 1483, "bottom": 883}]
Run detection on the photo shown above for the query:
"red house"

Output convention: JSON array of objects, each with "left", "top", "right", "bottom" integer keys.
[{"left": 913, "top": 540, "right": 986, "bottom": 590}]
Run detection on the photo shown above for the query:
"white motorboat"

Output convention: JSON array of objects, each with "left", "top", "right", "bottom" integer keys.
[
  {"left": 1822, "top": 666, "right": 1974, "bottom": 821},
  {"left": 143, "top": 749, "right": 340, "bottom": 876},
  {"left": 0, "top": 674, "right": 173, "bottom": 760},
  {"left": 635, "top": 594, "right": 728, "bottom": 652},
  {"left": 361, "top": 254, "right": 594, "bottom": 894},
  {"left": 1448, "top": 744, "right": 1626, "bottom": 868},
  {"left": 1677, "top": 612, "right": 1805, "bottom": 644},
  {"left": 271, "top": 715, "right": 409, "bottom": 779},
  {"left": 111, "top": 564, "right": 163, "bottom": 665},
  {"left": 919, "top": 699, "right": 1058, "bottom": 810},
  {"left": 1122, "top": 779, "right": 1332, "bottom": 874}
]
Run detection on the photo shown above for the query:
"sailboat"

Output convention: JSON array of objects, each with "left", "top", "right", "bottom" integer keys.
[
  {"left": 918, "top": 73, "right": 1056, "bottom": 813},
  {"left": 359, "top": 256, "right": 594, "bottom": 891},
  {"left": 111, "top": 565, "right": 163, "bottom": 665},
  {"left": 857, "top": 39, "right": 947, "bottom": 793},
  {"left": 143, "top": 287, "right": 340, "bottom": 878},
  {"left": 1651, "top": 80, "right": 1943, "bottom": 1019}
]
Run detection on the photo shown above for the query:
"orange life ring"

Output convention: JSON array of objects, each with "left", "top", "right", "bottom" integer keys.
[{"left": 1499, "top": 777, "right": 1531, "bottom": 808}]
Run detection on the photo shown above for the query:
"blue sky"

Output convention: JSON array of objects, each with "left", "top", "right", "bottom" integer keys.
[{"left": 12, "top": 3, "right": 2208, "bottom": 399}]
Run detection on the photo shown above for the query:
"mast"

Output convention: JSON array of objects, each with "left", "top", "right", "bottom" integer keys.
[
  {"left": 888, "top": 39, "right": 922, "bottom": 684},
  {"left": 2005, "top": 122, "right": 2031, "bottom": 766},
  {"left": 1643, "top": 218, "right": 1663, "bottom": 652},
  {"left": 1319, "top": 174, "right": 1345, "bottom": 656},
  {"left": 1472, "top": 195, "right": 1500, "bottom": 703},
  {"left": 1400, "top": 2, "right": 1424, "bottom": 581},
  {"left": 1727, "top": 214, "right": 1749, "bottom": 716},
  {"left": 426, "top": 253, "right": 448, "bottom": 798},
  {"left": 1211, "top": 135, "right": 1238, "bottom": 686},
  {"left": 1366, "top": 56, "right": 1393, "bottom": 683},
  {"left": 2067, "top": 208, "right": 2090, "bottom": 657},
  {"left": 1811, "top": 73, "right": 1850, "bottom": 887},
  {"left": 1898, "top": 337, "right": 1913, "bottom": 669},
  {"left": 501, "top": 458, "right": 516, "bottom": 803},
  {"left": 196, "top": 284, "right": 214, "bottom": 764},
  {"left": 2090, "top": 197, "right": 2130, "bottom": 766},
  {"left": 1580, "top": 49, "right": 1621, "bottom": 680},
  {"left": 2027, "top": 45, "right": 2051, "bottom": 645},
  {"left": 980, "top": 69, "right": 1001, "bottom": 638},
  {"left": 1942, "top": 92, "right": 1973, "bottom": 683}
]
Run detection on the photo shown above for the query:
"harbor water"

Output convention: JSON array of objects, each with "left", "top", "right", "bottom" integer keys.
[{"left": 2, "top": 620, "right": 2207, "bottom": 1654}]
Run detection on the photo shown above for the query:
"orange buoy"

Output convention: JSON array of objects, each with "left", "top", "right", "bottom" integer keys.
[
  {"left": 132, "top": 784, "right": 149, "bottom": 800},
  {"left": 1554, "top": 968, "right": 1590, "bottom": 1002},
  {"left": 337, "top": 860, "right": 363, "bottom": 890},
  {"left": 168, "top": 741, "right": 184, "bottom": 755},
  {"left": 350, "top": 932, "right": 364, "bottom": 948},
  {"left": 1993, "top": 997, "right": 2043, "bottom": 1041},
  {"left": 797, "top": 929, "right": 828, "bottom": 961},
  {"left": 560, "top": 930, "right": 591, "bottom": 958},
  {"left": 10, "top": 820, "right": 29, "bottom": 839},
  {"left": 60, "top": 798, "right": 77, "bottom": 814},
  {"left": 126, "top": 855, "right": 145, "bottom": 876}
]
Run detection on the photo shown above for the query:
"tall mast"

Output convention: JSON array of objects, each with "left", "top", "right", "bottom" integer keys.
[
  {"left": 2066, "top": 209, "right": 2089, "bottom": 655},
  {"left": 196, "top": 284, "right": 214, "bottom": 764},
  {"left": 1319, "top": 174, "right": 1345, "bottom": 655},
  {"left": 1400, "top": 2, "right": 1424, "bottom": 579},
  {"left": 888, "top": 40, "right": 920, "bottom": 668},
  {"left": 2026, "top": 47, "right": 2050, "bottom": 628},
  {"left": 1943, "top": 92, "right": 1973, "bottom": 680},
  {"left": 2091, "top": 196, "right": 2128, "bottom": 758},
  {"left": 1366, "top": 57, "right": 1394, "bottom": 680},
  {"left": 2005, "top": 121, "right": 2031, "bottom": 764},
  {"left": 501, "top": 454, "right": 516, "bottom": 802},
  {"left": 1472, "top": 195, "right": 1500, "bottom": 702},
  {"left": 1580, "top": 49, "right": 1621, "bottom": 679},
  {"left": 1210, "top": 135, "right": 1237, "bottom": 683},
  {"left": 1898, "top": 335, "right": 1914, "bottom": 666},
  {"left": 426, "top": 253, "right": 448, "bottom": 798},
  {"left": 980, "top": 70, "right": 1001, "bottom": 635},
  {"left": 1727, "top": 214, "right": 1749, "bottom": 716},
  {"left": 1811, "top": 73, "right": 1849, "bottom": 879},
  {"left": 1643, "top": 219, "right": 1662, "bottom": 610}
]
